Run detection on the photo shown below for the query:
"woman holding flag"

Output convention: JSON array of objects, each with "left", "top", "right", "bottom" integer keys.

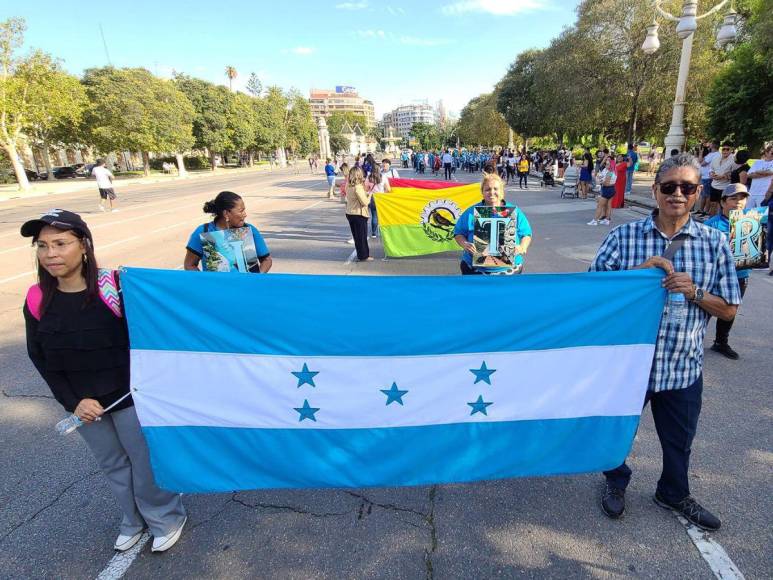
[
  {"left": 21, "top": 210, "right": 187, "bottom": 554},
  {"left": 454, "top": 173, "right": 532, "bottom": 275}
]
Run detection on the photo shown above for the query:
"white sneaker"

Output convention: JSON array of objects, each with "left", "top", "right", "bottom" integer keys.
[
  {"left": 111, "top": 208, "right": 119, "bottom": 213},
  {"left": 587, "top": 219, "right": 599, "bottom": 226},
  {"left": 599, "top": 218, "right": 610, "bottom": 225},
  {"left": 370, "top": 234, "right": 376, "bottom": 239},
  {"left": 114, "top": 531, "right": 144, "bottom": 552},
  {"left": 151, "top": 517, "right": 187, "bottom": 553},
  {"left": 346, "top": 238, "right": 355, "bottom": 244},
  {"left": 99, "top": 206, "right": 106, "bottom": 212}
]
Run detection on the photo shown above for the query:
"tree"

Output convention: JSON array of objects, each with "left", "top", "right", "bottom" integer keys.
[
  {"left": 286, "top": 90, "right": 317, "bottom": 156},
  {"left": 327, "top": 111, "right": 367, "bottom": 135},
  {"left": 458, "top": 93, "right": 510, "bottom": 147},
  {"left": 83, "top": 67, "right": 195, "bottom": 176},
  {"left": 410, "top": 122, "right": 441, "bottom": 150},
  {"left": 262, "top": 85, "right": 290, "bottom": 163},
  {"left": 225, "top": 66, "right": 237, "bottom": 92},
  {"left": 0, "top": 18, "right": 80, "bottom": 189},
  {"left": 175, "top": 74, "right": 232, "bottom": 169},
  {"left": 9, "top": 50, "right": 88, "bottom": 181},
  {"left": 246, "top": 72, "right": 262, "bottom": 97},
  {"left": 496, "top": 50, "right": 547, "bottom": 141},
  {"left": 329, "top": 134, "right": 350, "bottom": 156},
  {"left": 706, "top": 0, "right": 773, "bottom": 150}
]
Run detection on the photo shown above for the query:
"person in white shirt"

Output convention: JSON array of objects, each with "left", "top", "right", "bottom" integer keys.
[
  {"left": 746, "top": 143, "right": 773, "bottom": 208},
  {"left": 708, "top": 142, "right": 735, "bottom": 216},
  {"left": 92, "top": 159, "right": 118, "bottom": 212},
  {"left": 697, "top": 142, "right": 719, "bottom": 215},
  {"left": 441, "top": 149, "right": 453, "bottom": 180},
  {"left": 381, "top": 158, "right": 399, "bottom": 180},
  {"left": 588, "top": 158, "right": 617, "bottom": 226}
]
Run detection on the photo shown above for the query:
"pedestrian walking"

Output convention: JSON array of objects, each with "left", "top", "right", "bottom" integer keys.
[
  {"left": 21, "top": 209, "right": 187, "bottom": 553},
  {"left": 591, "top": 154, "right": 741, "bottom": 531},
  {"left": 697, "top": 141, "right": 719, "bottom": 215},
  {"left": 92, "top": 159, "right": 118, "bottom": 212},
  {"left": 517, "top": 153, "right": 530, "bottom": 189},
  {"left": 625, "top": 143, "right": 639, "bottom": 195},
  {"left": 579, "top": 147, "right": 594, "bottom": 199},
  {"left": 587, "top": 158, "right": 616, "bottom": 226},
  {"left": 611, "top": 154, "right": 627, "bottom": 210}
]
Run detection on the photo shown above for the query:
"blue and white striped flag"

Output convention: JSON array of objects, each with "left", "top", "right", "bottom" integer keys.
[{"left": 121, "top": 268, "right": 665, "bottom": 493}]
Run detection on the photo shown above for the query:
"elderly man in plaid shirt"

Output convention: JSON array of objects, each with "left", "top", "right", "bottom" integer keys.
[{"left": 590, "top": 154, "right": 741, "bottom": 531}]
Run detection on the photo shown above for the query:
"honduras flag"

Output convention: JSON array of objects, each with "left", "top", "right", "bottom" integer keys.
[{"left": 121, "top": 268, "right": 665, "bottom": 493}]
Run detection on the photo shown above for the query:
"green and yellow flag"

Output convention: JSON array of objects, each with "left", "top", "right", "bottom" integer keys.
[{"left": 374, "top": 178, "right": 481, "bottom": 258}]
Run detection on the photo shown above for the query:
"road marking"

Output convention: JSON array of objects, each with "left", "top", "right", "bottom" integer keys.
[
  {"left": 676, "top": 516, "right": 745, "bottom": 579},
  {"left": 293, "top": 199, "right": 325, "bottom": 212},
  {"left": 94, "top": 532, "right": 150, "bottom": 580},
  {"left": 344, "top": 249, "right": 357, "bottom": 264}
]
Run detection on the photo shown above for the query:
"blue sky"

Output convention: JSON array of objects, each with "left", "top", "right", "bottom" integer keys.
[{"left": 9, "top": 0, "right": 580, "bottom": 117}]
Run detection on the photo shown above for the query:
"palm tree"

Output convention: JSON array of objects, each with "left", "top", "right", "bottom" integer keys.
[{"left": 224, "top": 66, "right": 237, "bottom": 91}]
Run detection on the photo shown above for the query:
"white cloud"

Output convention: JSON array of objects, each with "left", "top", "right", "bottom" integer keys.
[
  {"left": 385, "top": 5, "right": 406, "bottom": 15},
  {"left": 399, "top": 36, "right": 453, "bottom": 47},
  {"left": 356, "top": 29, "right": 386, "bottom": 39},
  {"left": 282, "top": 46, "right": 316, "bottom": 55},
  {"left": 336, "top": 1, "right": 368, "bottom": 9},
  {"left": 441, "top": 0, "right": 544, "bottom": 16}
]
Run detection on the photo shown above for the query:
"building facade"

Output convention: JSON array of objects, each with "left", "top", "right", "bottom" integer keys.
[
  {"left": 309, "top": 87, "right": 376, "bottom": 128},
  {"left": 381, "top": 102, "right": 437, "bottom": 139}
]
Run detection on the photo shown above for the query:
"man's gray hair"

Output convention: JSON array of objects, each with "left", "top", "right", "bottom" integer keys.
[{"left": 654, "top": 153, "right": 701, "bottom": 183}]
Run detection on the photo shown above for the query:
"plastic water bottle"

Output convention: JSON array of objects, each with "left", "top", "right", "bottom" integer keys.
[
  {"left": 55, "top": 414, "right": 83, "bottom": 436},
  {"left": 666, "top": 292, "right": 687, "bottom": 325}
]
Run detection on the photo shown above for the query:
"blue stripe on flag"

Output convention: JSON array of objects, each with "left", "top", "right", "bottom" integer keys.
[
  {"left": 121, "top": 268, "right": 664, "bottom": 356},
  {"left": 142, "top": 415, "right": 640, "bottom": 492}
]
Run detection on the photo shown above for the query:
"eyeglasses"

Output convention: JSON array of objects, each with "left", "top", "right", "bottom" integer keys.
[
  {"left": 658, "top": 182, "right": 700, "bottom": 196},
  {"left": 35, "top": 240, "right": 80, "bottom": 252}
]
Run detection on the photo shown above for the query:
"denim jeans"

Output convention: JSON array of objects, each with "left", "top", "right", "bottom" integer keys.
[
  {"left": 369, "top": 199, "right": 378, "bottom": 236},
  {"left": 625, "top": 168, "right": 635, "bottom": 193},
  {"left": 604, "top": 375, "right": 703, "bottom": 502}
]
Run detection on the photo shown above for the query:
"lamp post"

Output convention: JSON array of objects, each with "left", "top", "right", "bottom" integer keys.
[{"left": 641, "top": 0, "right": 738, "bottom": 154}]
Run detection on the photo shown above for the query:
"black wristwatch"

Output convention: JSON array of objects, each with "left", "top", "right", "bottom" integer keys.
[{"left": 691, "top": 287, "right": 704, "bottom": 303}]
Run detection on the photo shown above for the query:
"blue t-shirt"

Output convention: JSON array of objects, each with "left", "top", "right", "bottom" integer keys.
[
  {"left": 704, "top": 213, "right": 751, "bottom": 279},
  {"left": 627, "top": 150, "right": 639, "bottom": 168},
  {"left": 454, "top": 202, "right": 532, "bottom": 271},
  {"left": 186, "top": 222, "right": 270, "bottom": 273},
  {"left": 324, "top": 163, "right": 336, "bottom": 177}
]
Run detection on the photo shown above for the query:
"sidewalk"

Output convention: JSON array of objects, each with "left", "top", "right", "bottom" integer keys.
[
  {"left": 0, "top": 163, "right": 286, "bottom": 203},
  {"left": 625, "top": 172, "right": 657, "bottom": 210}
]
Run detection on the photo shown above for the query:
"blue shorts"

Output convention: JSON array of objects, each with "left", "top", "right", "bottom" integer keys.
[
  {"left": 580, "top": 168, "right": 592, "bottom": 182},
  {"left": 700, "top": 178, "right": 712, "bottom": 198},
  {"left": 601, "top": 185, "right": 616, "bottom": 199}
]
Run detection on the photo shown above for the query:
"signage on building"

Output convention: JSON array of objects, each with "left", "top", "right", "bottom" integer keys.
[{"left": 335, "top": 86, "right": 357, "bottom": 94}]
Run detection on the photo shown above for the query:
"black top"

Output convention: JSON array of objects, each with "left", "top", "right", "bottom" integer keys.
[
  {"left": 730, "top": 163, "right": 749, "bottom": 184},
  {"left": 24, "top": 289, "right": 132, "bottom": 413}
]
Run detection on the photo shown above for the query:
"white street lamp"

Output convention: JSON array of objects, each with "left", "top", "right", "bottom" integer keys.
[{"left": 643, "top": 0, "right": 739, "bottom": 154}]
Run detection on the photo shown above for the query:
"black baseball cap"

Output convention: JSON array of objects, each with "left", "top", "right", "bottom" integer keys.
[{"left": 20, "top": 209, "right": 93, "bottom": 239}]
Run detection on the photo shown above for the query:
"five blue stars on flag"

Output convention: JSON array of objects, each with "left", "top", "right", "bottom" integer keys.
[{"left": 292, "top": 360, "right": 497, "bottom": 421}]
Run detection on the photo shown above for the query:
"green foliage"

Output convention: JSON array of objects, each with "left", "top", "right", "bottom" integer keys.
[
  {"left": 329, "top": 133, "right": 350, "bottom": 155},
  {"left": 327, "top": 111, "right": 367, "bottom": 135},
  {"left": 83, "top": 67, "right": 195, "bottom": 157},
  {"left": 706, "top": 15, "right": 773, "bottom": 151},
  {"left": 458, "top": 93, "right": 510, "bottom": 147},
  {"left": 286, "top": 90, "right": 317, "bottom": 155},
  {"left": 246, "top": 72, "right": 262, "bottom": 97},
  {"left": 175, "top": 74, "right": 232, "bottom": 157},
  {"left": 410, "top": 122, "right": 441, "bottom": 150}
]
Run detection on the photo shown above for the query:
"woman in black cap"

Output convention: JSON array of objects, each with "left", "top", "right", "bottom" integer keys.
[{"left": 21, "top": 209, "right": 187, "bottom": 554}]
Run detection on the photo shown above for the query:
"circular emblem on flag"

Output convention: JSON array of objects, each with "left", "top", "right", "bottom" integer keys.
[{"left": 420, "top": 199, "right": 461, "bottom": 242}]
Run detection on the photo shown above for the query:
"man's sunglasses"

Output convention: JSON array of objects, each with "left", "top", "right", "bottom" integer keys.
[{"left": 658, "top": 182, "right": 700, "bottom": 196}]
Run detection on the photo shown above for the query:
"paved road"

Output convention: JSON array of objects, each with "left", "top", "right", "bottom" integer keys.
[{"left": 0, "top": 168, "right": 770, "bottom": 579}]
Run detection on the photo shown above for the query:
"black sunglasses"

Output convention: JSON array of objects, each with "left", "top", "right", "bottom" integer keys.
[{"left": 658, "top": 182, "right": 700, "bottom": 196}]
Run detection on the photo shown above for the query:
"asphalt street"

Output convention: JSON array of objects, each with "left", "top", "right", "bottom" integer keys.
[{"left": 0, "top": 166, "right": 770, "bottom": 579}]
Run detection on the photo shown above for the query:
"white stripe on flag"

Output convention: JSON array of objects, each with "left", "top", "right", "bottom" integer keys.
[{"left": 131, "top": 345, "right": 653, "bottom": 429}]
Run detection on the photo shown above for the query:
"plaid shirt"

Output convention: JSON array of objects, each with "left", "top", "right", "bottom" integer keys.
[{"left": 590, "top": 213, "right": 741, "bottom": 392}]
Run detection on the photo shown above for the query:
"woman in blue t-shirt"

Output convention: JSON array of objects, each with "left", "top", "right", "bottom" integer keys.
[{"left": 183, "top": 191, "right": 272, "bottom": 273}]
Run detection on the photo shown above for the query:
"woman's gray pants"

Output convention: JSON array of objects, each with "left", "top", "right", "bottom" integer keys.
[{"left": 78, "top": 406, "right": 186, "bottom": 537}]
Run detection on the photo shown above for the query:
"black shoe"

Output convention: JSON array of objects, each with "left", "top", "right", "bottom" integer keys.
[
  {"left": 601, "top": 483, "right": 625, "bottom": 519},
  {"left": 711, "top": 342, "right": 739, "bottom": 360},
  {"left": 653, "top": 492, "right": 721, "bottom": 531}
]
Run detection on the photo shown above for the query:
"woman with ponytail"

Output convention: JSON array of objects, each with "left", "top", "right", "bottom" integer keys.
[{"left": 184, "top": 191, "right": 272, "bottom": 273}]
